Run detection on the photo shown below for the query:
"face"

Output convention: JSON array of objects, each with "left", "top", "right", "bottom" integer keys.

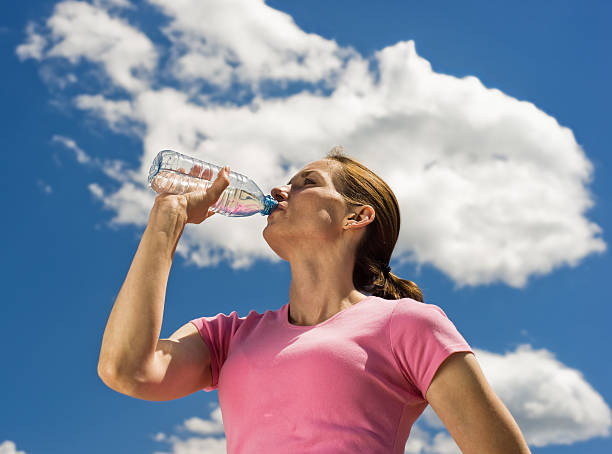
[{"left": 263, "top": 159, "right": 356, "bottom": 261}]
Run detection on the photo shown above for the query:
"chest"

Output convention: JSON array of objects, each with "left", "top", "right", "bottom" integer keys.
[{"left": 223, "top": 323, "right": 396, "bottom": 399}]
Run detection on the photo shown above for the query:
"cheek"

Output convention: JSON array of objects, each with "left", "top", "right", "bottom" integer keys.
[
  {"left": 301, "top": 211, "right": 342, "bottom": 238},
  {"left": 307, "top": 199, "right": 344, "bottom": 229},
  {"left": 273, "top": 195, "right": 343, "bottom": 233},
  {"left": 315, "top": 210, "right": 336, "bottom": 226}
]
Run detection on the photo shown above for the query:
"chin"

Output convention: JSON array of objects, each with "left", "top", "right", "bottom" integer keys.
[{"left": 262, "top": 229, "right": 290, "bottom": 261}]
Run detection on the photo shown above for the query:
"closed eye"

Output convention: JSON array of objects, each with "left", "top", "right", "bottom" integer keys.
[{"left": 304, "top": 178, "right": 315, "bottom": 185}]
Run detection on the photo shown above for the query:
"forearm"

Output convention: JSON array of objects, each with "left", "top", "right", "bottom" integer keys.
[{"left": 98, "top": 206, "right": 186, "bottom": 381}]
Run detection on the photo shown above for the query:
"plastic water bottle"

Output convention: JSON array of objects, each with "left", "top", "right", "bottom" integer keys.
[{"left": 147, "top": 150, "right": 278, "bottom": 217}]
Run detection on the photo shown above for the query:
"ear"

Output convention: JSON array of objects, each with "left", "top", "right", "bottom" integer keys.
[{"left": 343, "top": 205, "right": 375, "bottom": 230}]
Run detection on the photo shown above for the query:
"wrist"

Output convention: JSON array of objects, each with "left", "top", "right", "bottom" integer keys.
[
  {"left": 142, "top": 223, "right": 184, "bottom": 262},
  {"left": 145, "top": 205, "right": 187, "bottom": 255}
]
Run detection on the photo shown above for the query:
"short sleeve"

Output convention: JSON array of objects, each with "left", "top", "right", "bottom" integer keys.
[
  {"left": 190, "top": 310, "right": 245, "bottom": 391},
  {"left": 389, "top": 300, "right": 473, "bottom": 400}
]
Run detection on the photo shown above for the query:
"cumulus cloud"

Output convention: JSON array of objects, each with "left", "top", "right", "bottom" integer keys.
[
  {"left": 74, "top": 94, "right": 139, "bottom": 135},
  {"left": 474, "top": 345, "right": 612, "bottom": 446},
  {"left": 0, "top": 440, "right": 26, "bottom": 454},
  {"left": 148, "top": 0, "right": 353, "bottom": 90},
  {"left": 18, "top": 1, "right": 156, "bottom": 92},
  {"left": 16, "top": 22, "right": 47, "bottom": 60},
  {"left": 152, "top": 406, "right": 227, "bottom": 454},
  {"left": 88, "top": 181, "right": 155, "bottom": 226},
  {"left": 18, "top": 0, "right": 606, "bottom": 287},
  {"left": 418, "top": 345, "right": 612, "bottom": 449},
  {"left": 404, "top": 424, "right": 461, "bottom": 454},
  {"left": 152, "top": 435, "right": 226, "bottom": 454}
]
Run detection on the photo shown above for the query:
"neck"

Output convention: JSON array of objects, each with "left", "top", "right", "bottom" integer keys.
[{"left": 287, "top": 258, "right": 367, "bottom": 326}]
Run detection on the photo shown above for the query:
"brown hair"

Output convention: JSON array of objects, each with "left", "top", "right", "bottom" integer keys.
[{"left": 325, "top": 146, "right": 424, "bottom": 302}]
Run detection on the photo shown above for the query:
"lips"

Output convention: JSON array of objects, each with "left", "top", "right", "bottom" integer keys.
[{"left": 269, "top": 202, "right": 286, "bottom": 217}]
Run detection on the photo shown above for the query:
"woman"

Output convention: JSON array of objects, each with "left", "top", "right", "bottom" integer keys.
[{"left": 98, "top": 147, "right": 531, "bottom": 453}]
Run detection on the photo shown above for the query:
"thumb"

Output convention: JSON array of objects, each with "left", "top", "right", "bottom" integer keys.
[{"left": 205, "top": 165, "right": 231, "bottom": 203}]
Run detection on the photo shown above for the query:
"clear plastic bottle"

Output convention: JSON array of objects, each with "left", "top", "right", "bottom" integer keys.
[{"left": 147, "top": 150, "right": 278, "bottom": 217}]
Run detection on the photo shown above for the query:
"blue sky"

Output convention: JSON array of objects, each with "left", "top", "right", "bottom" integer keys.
[{"left": 2, "top": 1, "right": 611, "bottom": 453}]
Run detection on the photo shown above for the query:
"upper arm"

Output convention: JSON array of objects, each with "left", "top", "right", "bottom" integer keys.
[
  {"left": 127, "top": 322, "right": 213, "bottom": 401},
  {"left": 425, "top": 352, "right": 531, "bottom": 454}
]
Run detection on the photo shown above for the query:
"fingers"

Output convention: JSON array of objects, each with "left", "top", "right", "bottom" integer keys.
[
  {"left": 184, "top": 165, "right": 231, "bottom": 223},
  {"left": 189, "top": 164, "right": 202, "bottom": 177},
  {"left": 179, "top": 164, "right": 213, "bottom": 180},
  {"left": 206, "top": 166, "right": 231, "bottom": 202}
]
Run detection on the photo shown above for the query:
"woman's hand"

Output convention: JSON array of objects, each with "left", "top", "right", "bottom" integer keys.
[{"left": 150, "top": 165, "right": 231, "bottom": 229}]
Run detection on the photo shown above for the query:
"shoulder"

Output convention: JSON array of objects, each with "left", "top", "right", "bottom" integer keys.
[
  {"left": 389, "top": 298, "right": 467, "bottom": 343},
  {"left": 391, "top": 298, "right": 449, "bottom": 323},
  {"left": 190, "top": 307, "right": 266, "bottom": 332},
  {"left": 358, "top": 296, "right": 449, "bottom": 327}
]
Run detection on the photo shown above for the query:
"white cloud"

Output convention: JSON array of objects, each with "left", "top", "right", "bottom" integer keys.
[
  {"left": 404, "top": 424, "right": 432, "bottom": 453},
  {"left": 17, "top": 0, "right": 606, "bottom": 288},
  {"left": 152, "top": 406, "right": 226, "bottom": 454},
  {"left": 426, "top": 432, "right": 462, "bottom": 454},
  {"left": 74, "top": 94, "right": 139, "bottom": 134},
  {"left": 52, "top": 134, "right": 92, "bottom": 163},
  {"left": 19, "top": 1, "right": 157, "bottom": 92},
  {"left": 39, "top": 68, "right": 78, "bottom": 89},
  {"left": 88, "top": 181, "right": 155, "bottom": 227},
  {"left": 148, "top": 0, "right": 353, "bottom": 89},
  {"left": 16, "top": 22, "right": 47, "bottom": 60},
  {"left": 476, "top": 345, "right": 612, "bottom": 446},
  {"left": 52, "top": 134, "right": 141, "bottom": 184},
  {"left": 51, "top": 135, "right": 154, "bottom": 226},
  {"left": 88, "top": 182, "right": 104, "bottom": 199},
  {"left": 418, "top": 345, "right": 612, "bottom": 448},
  {"left": 152, "top": 436, "right": 226, "bottom": 454},
  {"left": 182, "top": 407, "right": 225, "bottom": 435},
  {"left": 0, "top": 440, "right": 26, "bottom": 454},
  {"left": 404, "top": 424, "right": 460, "bottom": 454}
]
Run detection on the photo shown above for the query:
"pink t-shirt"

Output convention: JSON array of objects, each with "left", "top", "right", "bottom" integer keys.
[{"left": 190, "top": 295, "right": 473, "bottom": 453}]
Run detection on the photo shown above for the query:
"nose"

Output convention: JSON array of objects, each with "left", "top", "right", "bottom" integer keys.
[{"left": 271, "top": 184, "right": 289, "bottom": 203}]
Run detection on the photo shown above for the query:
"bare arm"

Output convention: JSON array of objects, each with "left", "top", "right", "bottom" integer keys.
[
  {"left": 425, "top": 352, "right": 531, "bottom": 454},
  {"left": 125, "top": 321, "right": 214, "bottom": 401},
  {"left": 97, "top": 203, "right": 185, "bottom": 388},
  {"left": 97, "top": 165, "right": 230, "bottom": 395}
]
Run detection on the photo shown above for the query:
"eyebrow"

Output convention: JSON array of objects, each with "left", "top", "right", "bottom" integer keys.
[{"left": 287, "top": 170, "right": 324, "bottom": 185}]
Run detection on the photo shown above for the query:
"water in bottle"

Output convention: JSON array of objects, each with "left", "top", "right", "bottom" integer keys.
[{"left": 147, "top": 150, "right": 278, "bottom": 217}]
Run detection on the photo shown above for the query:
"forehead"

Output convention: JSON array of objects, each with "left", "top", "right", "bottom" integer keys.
[
  {"left": 289, "top": 159, "right": 338, "bottom": 183},
  {"left": 300, "top": 160, "right": 334, "bottom": 175}
]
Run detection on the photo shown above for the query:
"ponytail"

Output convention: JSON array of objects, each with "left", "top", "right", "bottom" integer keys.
[
  {"left": 354, "top": 256, "right": 424, "bottom": 302},
  {"left": 370, "top": 269, "right": 424, "bottom": 302}
]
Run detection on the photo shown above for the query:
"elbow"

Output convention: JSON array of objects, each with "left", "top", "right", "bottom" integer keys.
[
  {"left": 97, "top": 362, "right": 120, "bottom": 390},
  {"left": 97, "top": 362, "right": 129, "bottom": 393},
  {"left": 97, "top": 362, "right": 147, "bottom": 398},
  {"left": 98, "top": 359, "right": 119, "bottom": 382}
]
